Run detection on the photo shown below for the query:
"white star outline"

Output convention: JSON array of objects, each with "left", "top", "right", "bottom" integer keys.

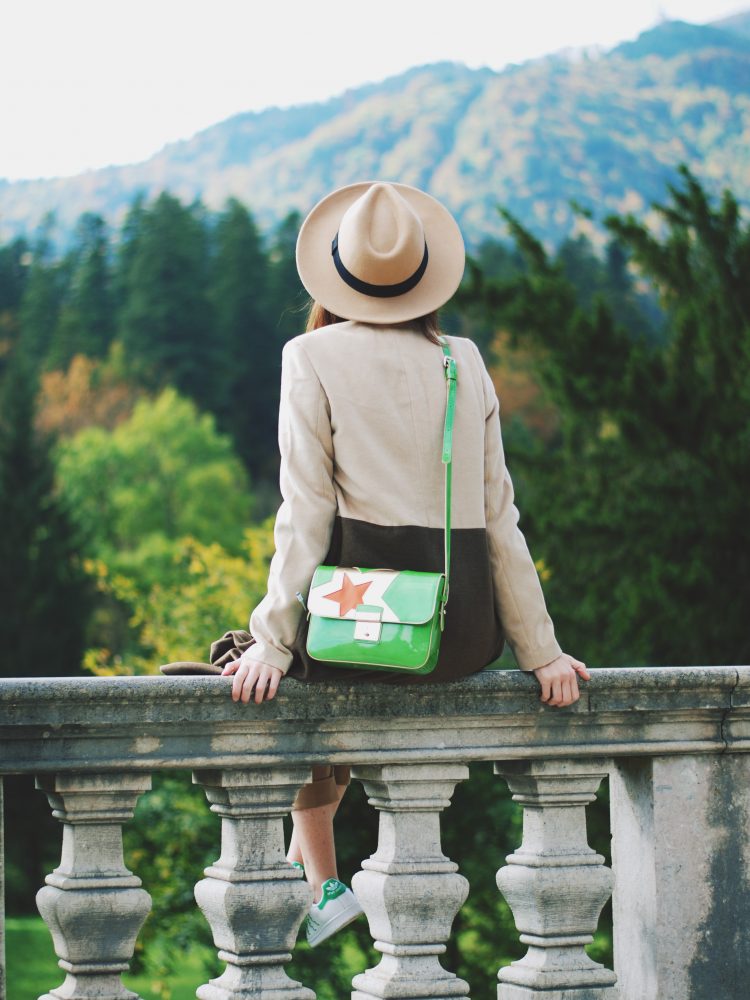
[{"left": 308, "top": 568, "right": 401, "bottom": 622}]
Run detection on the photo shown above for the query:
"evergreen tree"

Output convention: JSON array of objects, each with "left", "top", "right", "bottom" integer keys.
[
  {"left": 0, "top": 351, "right": 92, "bottom": 677},
  {"left": 113, "top": 192, "right": 147, "bottom": 313},
  {"left": 471, "top": 167, "right": 750, "bottom": 667},
  {"left": 556, "top": 232, "right": 663, "bottom": 344},
  {"left": 210, "top": 198, "right": 280, "bottom": 479},
  {"left": 0, "top": 236, "right": 30, "bottom": 354},
  {"left": 118, "top": 193, "right": 218, "bottom": 412},
  {"left": 267, "top": 210, "right": 308, "bottom": 344},
  {"left": 49, "top": 213, "right": 114, "bottom": 368},
  {"left": 17, "top": 214, "right": 65, "bottom": 369}
]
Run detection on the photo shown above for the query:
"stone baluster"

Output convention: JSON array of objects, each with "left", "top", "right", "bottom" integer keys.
[
  {"left": 192, "top": 767, "right": 315, "bottom": 1000},
  {"left": 350, "top": 763, "right": 470, "bottom": 1000},
  {"left": 35, "top": 772, "right": 152, "bottom": 1000},
  {"left": 493, "top": 759, "right": 618, "bottom": 1000}
]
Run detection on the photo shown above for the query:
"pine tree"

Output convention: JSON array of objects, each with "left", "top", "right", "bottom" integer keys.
[
  {"left": 118, "top": 192, "right": 218, "bottom": 412},
  {"left": 0, "top": 236, "right": 30, "bottom": 352},
  {"left": 0, "top": 351, "right": 92, "bottom": 676},
  {"left": 17, "top": 214, "right": 65, "bottom": 369},
  {"left": 113, "top": 192, "right": 147, "bottom": 313},
  {"left": 472, "top": 167, "right": 750, "bottom": 667},
  {"left": 267, "top": 210, "right": 307, "bottom": 344},
  {"left": 210, "top": 198, "right": 279, "bottom": 479},
  {"left": 49, "top": 213, "right": 114, "bottom": 368}
]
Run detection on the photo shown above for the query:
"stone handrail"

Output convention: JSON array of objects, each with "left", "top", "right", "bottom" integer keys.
[{"left": 0, "top": 665, "right": 748, "bottom": 1000}]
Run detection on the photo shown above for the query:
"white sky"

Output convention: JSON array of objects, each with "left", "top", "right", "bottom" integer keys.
[{"left": 1, "top": 0, "right": 747, "bottom": 181}]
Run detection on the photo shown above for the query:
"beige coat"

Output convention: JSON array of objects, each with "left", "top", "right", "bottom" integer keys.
[{"left": 243, "top": 321, "right": 562, "bottom": 681}]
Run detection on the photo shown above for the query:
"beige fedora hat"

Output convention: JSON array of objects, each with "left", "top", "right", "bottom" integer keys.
[{"left": 296, "top": 181, "right": 465, "bottom": 324}]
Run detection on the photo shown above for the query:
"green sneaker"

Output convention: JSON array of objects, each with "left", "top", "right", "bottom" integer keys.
[{"left": 304, "top": 877, "right": 363, "bottom": 947}]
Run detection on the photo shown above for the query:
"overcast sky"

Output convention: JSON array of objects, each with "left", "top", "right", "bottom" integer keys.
[{"left": 1, "top": 0, "right": 746, "bottom": 181}]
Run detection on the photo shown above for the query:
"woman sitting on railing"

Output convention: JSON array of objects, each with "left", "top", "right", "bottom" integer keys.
[{"left": 218, "top": 181, "right": 590, "bottom": 946}]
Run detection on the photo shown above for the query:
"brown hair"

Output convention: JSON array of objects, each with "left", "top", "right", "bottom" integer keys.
[{"left": 305, "top": 300, "right": 442, "bottom": 345}]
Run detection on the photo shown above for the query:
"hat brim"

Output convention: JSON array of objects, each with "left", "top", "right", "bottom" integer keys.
[{"left": 296, "top": 182, "right": 465, "bottom": 324}]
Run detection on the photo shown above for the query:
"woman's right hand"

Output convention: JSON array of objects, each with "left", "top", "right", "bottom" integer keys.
[
  {"left": 532, "top": 653, "right": 590, "bottom": 707},
  {"left": 222, "top": 654, "right": 284, "bottom": 704}
]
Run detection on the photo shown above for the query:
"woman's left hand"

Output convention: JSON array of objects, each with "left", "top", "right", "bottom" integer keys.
[
  {"left": 532, "top": 653, "right": 589, "bottom": 707},
  {"left": 222, "top": 655, "right": 284, "bottom": 704}
]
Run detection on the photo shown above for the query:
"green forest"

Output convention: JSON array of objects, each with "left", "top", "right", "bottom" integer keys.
[{"left": 1, "top": 167, "right": 748, "bottom": 998}]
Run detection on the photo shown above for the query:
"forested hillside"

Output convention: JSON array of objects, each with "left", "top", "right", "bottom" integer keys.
[
  {"left": 1, "top": 14, "right": 749, "bottom": 246},
  {"left": 3, "top": 163, "right": 749, "bottom": 999},
  {"left": 3, "top": 11, "right": 749, "bottom": 996}
]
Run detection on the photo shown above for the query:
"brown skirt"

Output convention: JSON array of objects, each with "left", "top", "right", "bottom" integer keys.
[{"left": 292, "top": 764, "right": 352, "bottom": 811}]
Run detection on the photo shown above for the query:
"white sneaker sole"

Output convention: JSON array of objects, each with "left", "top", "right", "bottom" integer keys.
[{"left": 306, "top": 896, "right": 364, "bottom": 947}]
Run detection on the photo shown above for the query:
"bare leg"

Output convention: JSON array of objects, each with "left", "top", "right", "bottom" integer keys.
[{"left": 287, "top": 782, "right": 348, "bottom": 902}]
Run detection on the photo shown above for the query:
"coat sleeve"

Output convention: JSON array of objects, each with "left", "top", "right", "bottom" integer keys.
[
  {"left": 472, "top": 341, "right": 563, "bottom": 672},
  {"left": 243, "top": 338, "right": 337, "bottom": 675}
]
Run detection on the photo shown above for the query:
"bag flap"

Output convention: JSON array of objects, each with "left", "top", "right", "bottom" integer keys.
[{"left": 308, "top": 566, "right": 444, "bottom": 625}]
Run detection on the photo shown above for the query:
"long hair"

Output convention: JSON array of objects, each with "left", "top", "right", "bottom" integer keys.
[{"left": 305, "top": 300, "right": 442, "bottom": 345}]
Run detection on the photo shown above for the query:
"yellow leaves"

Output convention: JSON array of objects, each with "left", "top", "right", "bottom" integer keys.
[
  {"left": 82, "top": 525, "right": 277, "bottom": 676},
  {"left": 82, "top": 556, "right": 108, "bottom": 580},
  {"left": 598, "top": 418, "right": 620, "bottom": 440},
  {"left": 83, "top": 647, "right": 135, "bottom": 677},
  {"left": 89, "top": 564, "right": 138, "bottom": 606},
  {"left": 535, "top": 558, "right": 552, "bottom": 583}
]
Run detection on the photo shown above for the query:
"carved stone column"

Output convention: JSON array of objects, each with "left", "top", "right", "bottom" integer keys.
[
  {"left": 351, "top": 763, "right": 470, "bottom": 1000},
  {"left": 35, "top": 772, "right": 152, "bottom": 1000},
  {"left": 494, "top": 759, "right": 618, "bottom": 1000},
  {"left": 192, "top": 767, "right": 315, "bottom": 1000}
]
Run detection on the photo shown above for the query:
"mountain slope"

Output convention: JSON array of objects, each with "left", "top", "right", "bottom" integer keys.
[
  {"left": 713, "top": 10, "right": 750, "bottom": 38},
  {"left": 1, "top": 15, "right": 749, "bottom": 247}
]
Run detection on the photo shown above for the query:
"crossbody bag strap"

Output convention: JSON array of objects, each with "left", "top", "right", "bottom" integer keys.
[{"left": 439, "top": 337, "right": 457, "bottom": 620}]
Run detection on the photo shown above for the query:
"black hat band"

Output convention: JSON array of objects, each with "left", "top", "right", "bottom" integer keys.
[{"left": 331, "top": 233, "right": 429, "bottom": 298}]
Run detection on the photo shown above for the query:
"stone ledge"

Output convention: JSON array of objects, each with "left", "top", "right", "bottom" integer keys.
[
  {"left": 0, "top": 664, "right": 742, "bottom": 713},
  {"left": 0, "top": 666, "right": 747, "bottom": 774}
]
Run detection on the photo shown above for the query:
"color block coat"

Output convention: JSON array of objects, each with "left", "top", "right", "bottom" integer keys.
[{"left": 243, "top": 320, "right": 562, "bottom": 684}]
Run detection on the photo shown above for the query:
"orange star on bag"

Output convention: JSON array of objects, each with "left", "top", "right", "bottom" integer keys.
[{"left": 323, "top": 574, "right": 372, "bottom": 616}]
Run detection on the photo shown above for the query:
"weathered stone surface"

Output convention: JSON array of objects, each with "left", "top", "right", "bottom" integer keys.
[
  {"left": 34, "top": 772, "right": 152, "bottom": 1000},
  {"left": 724, "top": 665, "right": 750, "bottom": 749},
  {"left": 192, "top": 767, "right": 314, "bottom": 1000},
  {"left": 0, "top": 667, "right": 743, "bottom": 774},
  {"left": 496, "top": 990, "right": 618, "bottom": 1000},
  {"left": 610, "top": 753, "right": 750, "bottom": 1000},
  {"left": 0, "top": 668, "right": 748, "bottom": 998},
  {"left": 351, "top": 763, "right": 470, "bottom": 1000},
  {"left": 494, "top": 760, "right": 618, "bottom": 1000}
]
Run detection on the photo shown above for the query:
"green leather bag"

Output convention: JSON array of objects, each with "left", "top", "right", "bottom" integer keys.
[{"left": 304, "top": 338, "right": 457, "bottom": 675}]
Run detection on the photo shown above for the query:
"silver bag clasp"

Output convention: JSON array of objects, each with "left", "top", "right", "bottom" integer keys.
[{"left": 353, "top": 605, "right": 383, "bottom": 642}]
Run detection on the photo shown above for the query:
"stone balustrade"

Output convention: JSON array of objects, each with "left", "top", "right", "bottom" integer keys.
[{"left": 0, "top": 665, "right": 748, "bottom": 1000}]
